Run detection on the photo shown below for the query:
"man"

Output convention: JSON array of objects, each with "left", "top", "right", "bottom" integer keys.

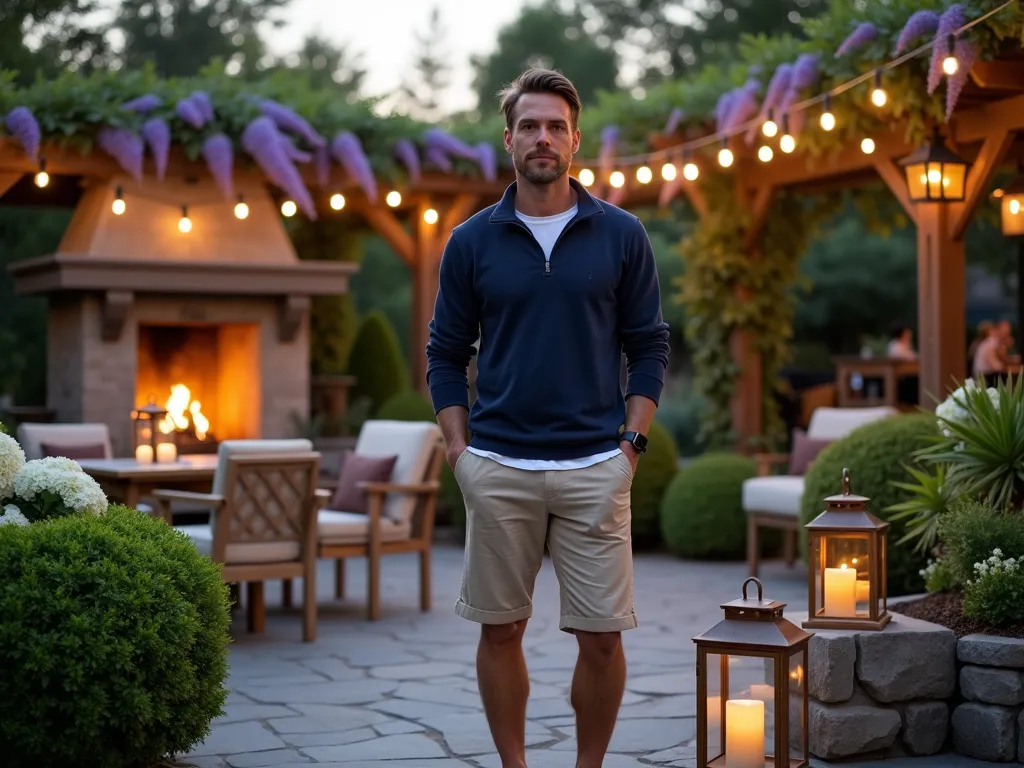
[
  {"left": 974, "top": 319, "right": 1013, "bottom": 387},
  {"left": 425, "top": 68, "right": 670, "bottom": 768},
  {"left": 886, "top": 323, "right": 917, "bottom": 361}
]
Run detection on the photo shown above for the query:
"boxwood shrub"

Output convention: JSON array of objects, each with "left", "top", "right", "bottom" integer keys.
[{"left": 0, "top": 506, "right": 231, "bottom": 768}]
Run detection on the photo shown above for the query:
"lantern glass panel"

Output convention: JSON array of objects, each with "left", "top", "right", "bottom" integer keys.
[
  {"left": 1001, "top": 195, "right": 1024, "bottom": 236},
  {"left": 703, "top": 652, "right": 725, "bottom": 763},
  {"left": 941, "top": 161, "right": 966, "bottom": 199},
  {"left": 788, "top": 651, "right": 808, "bottom": 765},
  {"left": 905, "top": 162, "right": 927, "bottom": 200},
  {"left": 703, "top": 652, "right": 775, "bottom": 767},
  {"left": 878, "top": 535, "right": 888, "bottom": 618},
  {"left": 811, "top": 533, "right": 871, "bottom": 619}
]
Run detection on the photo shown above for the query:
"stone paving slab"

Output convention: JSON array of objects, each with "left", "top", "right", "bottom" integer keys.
[{"left": 178, "top": 541, "right": 985, "bottom": 767}]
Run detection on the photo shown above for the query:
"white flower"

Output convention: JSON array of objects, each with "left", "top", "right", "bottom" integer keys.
[
  {"left": 0, "top": 433, "right": 26, "bottom": 499},
  {"left": 0, "top": 504, "right": 28, "bottom": 527},
  {"left": 12, "top": 457, "right": 108, "bottom": 516}
]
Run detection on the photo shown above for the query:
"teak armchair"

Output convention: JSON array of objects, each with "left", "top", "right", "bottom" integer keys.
[{"left": 153, "top": 439, "right": 322, "bottom": 642}]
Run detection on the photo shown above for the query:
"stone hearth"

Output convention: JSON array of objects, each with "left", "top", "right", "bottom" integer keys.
[{"left": 9, "top": 176, "right": 357, "bottom": 457}]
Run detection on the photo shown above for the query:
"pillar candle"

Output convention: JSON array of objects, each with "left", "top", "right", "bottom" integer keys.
[
  {"left": 156, "top": 442, "right": 177, "bottom": 463},
  {"left": 135, "top": 444, "right": 154, "bottom": 463},
  {"left": 725, "top": 699, "right": 765, "bottom": 768},
  {"left": 824, "top": 565, "right": 857, "bottom": 616},
  {"left": 855, "top": 579, "right": 871, "bottom": 604}
]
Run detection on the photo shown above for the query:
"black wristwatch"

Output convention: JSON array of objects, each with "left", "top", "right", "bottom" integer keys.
[{"left": 621, "top": 430, "right": 648, "bottom": 454}]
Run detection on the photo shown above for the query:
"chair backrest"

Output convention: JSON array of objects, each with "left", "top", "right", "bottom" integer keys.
[
  {"left": 806, "top": 406, "right": 899, "bottom": 441},
  {"left": 210, "top": 451, "right": 321, "bottom": 564},
  {"left": 16, "top": 423, "right": 113, "bottom": 461},
  {"left": 354, "top": 420, "right": 443, "bottom": 524},
  {"left": 212, "top": 439, "right": 314, "bottom": 495}
]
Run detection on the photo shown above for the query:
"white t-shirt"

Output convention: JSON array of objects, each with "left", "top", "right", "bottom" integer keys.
[{"left": 465, "top": 203, "right": 622, "bottom": 472}]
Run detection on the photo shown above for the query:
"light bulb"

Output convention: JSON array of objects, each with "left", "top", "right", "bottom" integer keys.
[
  {"left": 34, "top": 170, "right": 49, "bottom": 188},
  {"left": 661, "top": 163, "right": 677, "bottom": 181},
  {"left": 820, "top": 95, "right": 835, "bottom": 131},
  {"left": 423, "top": 207, "right": 439, "bottom": 224},
  {"left": 928, "top": 168, "right": 942, "bottom": 185},
  {"left": 111, "top": 187, "right": 126, "bottom": 215},
  {"left": 609, "top": 171, "right": 625, "bottom": 188},
  {"left": 636, "top": 165, "right": 653, "bottom": 184},
  {"left": 281, "top": 200, "right": 297, "bottom": 217},
  {"left": 1011, "top": 199, "right": 1021, "bottom": 215},
  {"left": 942, "top": 33, "right": 959, "bottom": 75},
  {"left": 762, "top": 119, "right": 778, "bottom": 138},
  {"left": 178, "top": 206, "right": 192, "bottom": 234},
  {"left": 330, "top": 193, "right": 345, "bottom": 210},
  {"left": 683, "top": 162, "right": 699, "bottom": 181},
  {"left": 758, "top": 145, "right": 773, "bottom": 163},
  {"left": 718, "top": 147, "right": 734, "bottom": 168},
  {"left": 578, "top": 168, "right": 595, "bottom": 186},
  {"left": 234, "top": 200, "right": 249, "bottom": 219},
  {"left": 871, "top": 69, "right": 887, "bottom": 107},
  {"left": 386, "top": 190, "right": 402, "bottom": 207},
  {"left": 860, "top": 138, "right": 876, "bottom": 155}
]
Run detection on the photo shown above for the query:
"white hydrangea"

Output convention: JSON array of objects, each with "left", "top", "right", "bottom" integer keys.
[
  {"left": 935, "top": 380, "right": 1001, "bottom": 438},
  {"left": 0, "top": 504, "right": 28, "bottom": 527},
  {"left": 970, "top": 547, "right": 1020, "bottom": 583},
  {"left": 0, "top": 432, "right": 26, "bottom": 499},
  {"left": 12, "top": 457, "right": 108, "bottom": 516}
]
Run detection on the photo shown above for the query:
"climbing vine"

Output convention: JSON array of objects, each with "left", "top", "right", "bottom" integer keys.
[{"left": 679, "top": 175, "right": 840, "bottom": 451}]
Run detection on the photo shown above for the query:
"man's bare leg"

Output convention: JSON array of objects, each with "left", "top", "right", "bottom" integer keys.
[
  {"left": 571, "top": 630, "right": 626, "bottom": 768},
  {"left": 478, "top": 620, "right": 531, "bottom": 768}
]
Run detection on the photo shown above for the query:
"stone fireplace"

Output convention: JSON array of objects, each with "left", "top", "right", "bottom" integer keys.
[{"left": 10, "top": 176, "right": 357, "bottom": 457}]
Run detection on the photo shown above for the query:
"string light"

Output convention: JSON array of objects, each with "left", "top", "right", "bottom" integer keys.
[
  {"left": 820, "top": 94, "right": 836, "bottom": 131},
  {"left": 178, "top": 206, "right": 192, "bottom": 234},
  {"left": 942, "top": 33, "right": 959, "bottom": 75},
  {"left": 386, "top": 190, "right": 402, "bottom": 207},
  {"left": 281, "top": 200, "right": 297, "bottom": 217},
  {"left": 234, "top": 194, "right": 249, "bottom": 219},
  {"left": 661, "top": 162, "right": 677, "bottom": 181},
  {"left": 682, "top": 155, "right": 699, "bottom": 181},
  {"left": 758, "top": 145, "right": 774, "bottom": 163},
  {"left": 111, "top": 186, "right": 126, "bottom": 215},
  {"left": 636, "top": 165, "right": 653, "bottom": 184},
  {"left": 717, "top": 138, "right": 734, "bottom": 168},
  {"left": 330, "top": 193, "right": 346, "bottom": 210},
  {"left": 861, "top": 137, "right": 876, "bottom": 155},
  {"left": 423, "top": 207, "right": 439, "bottom": 224},
  {"left": 762, "top": 109, "right": 779, "bottom": 138},
  {"left": 870, "top": 69, "right": 888, "bottom": 107},
  {"left": 779, "top": 115, "right": 796, "bottom": 154},
  {"left": 578, "top": 168, "right": 595, "bottom": 186},
  {"left": 34, "top": 157, "right": 49, "bottom": 188},
  {"left": 609, "top": 170, "right": 625, "bottom": 188}
]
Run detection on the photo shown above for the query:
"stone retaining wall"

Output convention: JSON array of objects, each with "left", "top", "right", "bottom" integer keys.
[{"left": 952, "top": 634, "right": 1024, "bottom": 763}]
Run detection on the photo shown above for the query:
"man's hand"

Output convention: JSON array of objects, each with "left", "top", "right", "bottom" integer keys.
[
  {"left": 620, "top": 440, "right": 640, "bottom": 474},
  {"left": 447, "top": 441, "right": 468, "bottom": 471}
]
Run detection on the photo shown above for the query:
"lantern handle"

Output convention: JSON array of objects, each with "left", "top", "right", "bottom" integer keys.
[
  {"left": 741, "top": 577, "right": 764, "bottom": 602},
  {"left": 841, "top": 467, "right": 851, "bottom": 495}
]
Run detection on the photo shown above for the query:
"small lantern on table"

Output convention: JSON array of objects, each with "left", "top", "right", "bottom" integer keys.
[
  {"left": 802, "top": 468, "right": 890, "bottom": 631},
  {"left": 132, "top": 399, "right": 178, "bottom": 463},
  {"left": 693, "top": 577, "right": 812, "bottom": 768}
]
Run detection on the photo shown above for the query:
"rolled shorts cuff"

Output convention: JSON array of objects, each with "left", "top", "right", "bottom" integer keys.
[
  {"left": 559, "top": 612, "right": 639, "bottom": 633},
  {"left": 455, "top": 599, "right": 534, "bottom": 625}
]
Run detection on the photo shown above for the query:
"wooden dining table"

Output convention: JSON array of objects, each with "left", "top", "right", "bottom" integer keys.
[{"left": 77, "top": 453, "right": 219, "bottom": 510}]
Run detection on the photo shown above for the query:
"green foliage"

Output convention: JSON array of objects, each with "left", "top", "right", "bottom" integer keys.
[
  {"left": 630, "top": 421, "right": 679, "bottom": 549},
  {"left": 799, "top": 413, "right": 936, "bottom": 596},
  {"left": 886, "top": 463, "right": 955, "bottom": 555},
  {"left": 659, "top": 452, "right": 757, "bottom": 559},
  {"left": 679, "top": 175, "right": 835, "bottom": 450},
  {"left": 938, "top": 497, "right": 1024, "bottom": 587},
  {"left": 920, "top": 557, "right": 959, "bottom": 594},
  {"left": 962, "top": 553, "right": 1024, "bottom": 628},
  {"left": 347, "top": 310, "right": 410, "bottom": 417},
  {"left": 0, "top": 506, "right": 231, "bottom": 767},
  {"left": 653, "top": 389, "right": 708, "bottom": 458}
]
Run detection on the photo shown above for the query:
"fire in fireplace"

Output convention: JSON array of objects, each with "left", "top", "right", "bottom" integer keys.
[{"left": 158, "top": 383, "right": 212, "bottom": 443}]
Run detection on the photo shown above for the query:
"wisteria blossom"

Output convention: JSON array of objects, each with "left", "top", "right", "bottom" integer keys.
[
  {"left": 835, "top": 21, "right": 878, "bottom": 58},
  {"left": 895, "top": 10, "right": 941, "bottom": 55},
  {"left": 928, "top": 5, "right": 966, "bottom": 94}
]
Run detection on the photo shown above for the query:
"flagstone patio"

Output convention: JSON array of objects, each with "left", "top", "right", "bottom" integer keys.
[{"left": 180, "top": 541, "right": 987, "bottom": 768}]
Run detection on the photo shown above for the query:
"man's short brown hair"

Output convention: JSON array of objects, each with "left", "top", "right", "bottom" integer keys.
[{"left": 498, "top": 68, "right": 582, "bottom": 131}]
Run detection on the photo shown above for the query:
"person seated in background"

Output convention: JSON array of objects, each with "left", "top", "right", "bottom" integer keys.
[
  {"left": 887, "top": 323, "right": 918, "bottom": 360},
  {"left": 973, "top": 319, "right": 1012, "bottom": 386},
  {"left": 968, "top": 320, "right": 993, "bottom": 371}
]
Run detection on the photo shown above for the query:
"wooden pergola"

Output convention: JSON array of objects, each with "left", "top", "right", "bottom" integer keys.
[{"left": 2, "top": 55, "right": 1023, "bottom": 447}]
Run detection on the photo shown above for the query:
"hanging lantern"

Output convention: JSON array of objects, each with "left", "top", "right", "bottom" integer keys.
[
  {"left": 998, "top": 168, "right": 1024, "bottom": 238},
  {"left": 803, "top": 468, "right": 891, "bottom": 631},
  {"left": 898, "top": 128, "right": 970, "bottom": 203},
  {"left": 132, "top": 398, "right": 177, "bottom": 463},
  {"left": 693, "top": 577, "right": 812, "bottom": 768}
]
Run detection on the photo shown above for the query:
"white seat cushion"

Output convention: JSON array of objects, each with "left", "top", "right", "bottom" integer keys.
[
  {"left": 806, "top": 406, "right": 898, "bottom": 440},
  {"left": 212, "top": 439, "right": 314, "bottom": 495},
  {"left": 354, "top": 420, "right": 441, "bottom": 524},
  {"left": 175, "top": 523, "right": 301, "bottom": 564},
  {"left": 318, "top": 509, "right": 412, "bottom": 545},
  {"left": 742, "top": 476, "right": 806, "bottom": 517},
  {"left": 16, "top": 423, "right": 113, "bottom": 461}
]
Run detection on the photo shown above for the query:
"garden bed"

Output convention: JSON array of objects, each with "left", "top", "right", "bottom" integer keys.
[{"left": 894, "top": 591, "right": 1024, "bottom": 640}]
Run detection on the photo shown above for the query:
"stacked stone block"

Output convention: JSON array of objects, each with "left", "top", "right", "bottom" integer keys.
[{"left": 952, "top": 635, "right": 1024, "bottom": 763}]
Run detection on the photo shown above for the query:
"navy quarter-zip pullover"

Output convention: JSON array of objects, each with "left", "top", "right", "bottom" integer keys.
[{"left": 425, "top": 178, "right": 670, "bottom": 461}]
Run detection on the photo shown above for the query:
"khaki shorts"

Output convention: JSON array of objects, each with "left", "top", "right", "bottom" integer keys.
[{"left": 452, "top": 449, "right": 637, "bottom": 634}]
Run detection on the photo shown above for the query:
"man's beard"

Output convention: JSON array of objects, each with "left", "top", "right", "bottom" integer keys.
[{"left": 513, "top": 151, "right": 570, "bottom": 184}]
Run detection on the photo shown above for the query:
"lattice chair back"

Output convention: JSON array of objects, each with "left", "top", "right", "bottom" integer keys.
[{"left": 208, "top": 451, "right": 321, "bottom": 565}]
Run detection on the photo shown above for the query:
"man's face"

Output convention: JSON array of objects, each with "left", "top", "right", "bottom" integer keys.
[
  {"left": 504, "top": 92, "right": 580, "bottom": 185},
  {"left": 999, "top": 321, "right": 1012, "bottom": 339}
]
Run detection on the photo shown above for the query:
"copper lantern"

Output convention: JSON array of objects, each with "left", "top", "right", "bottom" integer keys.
[
  {"left": 898, "top": 128, "right": 970, "bottom": 203},
  {"left": 132, "top": 398, "right": 177, "bottom": 463},
  {"left": 803, "top": 468, "right": 890, "bottom": 631},
  {"left": 693, "top": 577, "right": 812, "bottom": 768}
]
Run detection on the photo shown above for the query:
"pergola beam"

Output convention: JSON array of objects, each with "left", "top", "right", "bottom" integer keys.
[
  {"left": 871, "top": 157, "right": 919, "bottom": 226},
  {"left": 949, "top": 127, "right": 1017, "bottom": 241}
]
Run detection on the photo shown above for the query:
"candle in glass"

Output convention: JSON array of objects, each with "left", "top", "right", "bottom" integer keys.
[
  {"left": 725, "top": 699, "right": 764, "bottom": 768},
  {"left": 156, "top": 442, "right": 177, "bottom": 463},
  {"left": 823, "top": 564, "right": 857, "bottom": 616},
  {"left": 135, "top": 444, "right": 154, "bottom": 463}
]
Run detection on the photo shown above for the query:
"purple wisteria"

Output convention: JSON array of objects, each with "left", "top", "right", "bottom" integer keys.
[
  {"left": 4, "top": 106, "right": 40, "bottom": 162},
  {"left": 746, "top": 63, "right": 792, "bottom": 143},
  {"left": 393, "top": 138, "right": 421, "bottom": 183},
  {"left": 475, "top": 141, "right": 498, "bottom": 183},
  {"left": 423, "top": 128, "right": 479, "bottom": 162},
  {"left": 722, "top": 79, "right": 760, "bottom": 133},
  {"left": 202, "top": 133, "right": 234, "bottom": 201},
  {"left": 664, "top": 107, "right": 685, "bottom": 135},
  {"left": 894, "top": 10, "right": 941, "bottom": 55},
  {"left": 835, "top": 21, "right": 878, "bottom": 57},
  {"left": 331, "top": 131, "right": 377, "bottom": 203},
  {"left": 425, "top": 146, "right": 453, "bottom": 173},
  {"left": 141, "top": 117, "right": 170, "bottom": 180},
  {"left": 122, "top": 94, "right": 162, "bottom": 114},
  {"left": 241, "top": 116, "right": 316, "bottom": 219},
  {"left": 97, "top": 127, "right": 144, "bottom": 182},
  {"left": 313, "top": 145, "right": 331, "bottom": 187},
  {"left": 175, "top": 96, "right": 206, "bottom": 129},
  {"left": 946, "top": 38, "right": 979, "bottom": 119},
  {"left": 929, "top": 5, "right": 966, "bottom": 94},
  {"left": 259, "top": 99, "right": 325, "bottom": 148}
]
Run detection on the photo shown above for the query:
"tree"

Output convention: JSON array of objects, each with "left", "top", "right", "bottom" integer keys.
[
  {"left": 109, "top": 0, "right": 291, "bottom": 79},
  {"left": 394, "top": 5, "right": 451, "bottom": 122},
  {"left": 470, "top": 0, "right": 620, "bottom": 115},
  {"left": 268, "top": 34, "right": 366, "bottom": 96},
  {"left": 575, "top": 0, "right": 829, "bottom": 87},
  {"left": 0, "top": 1, "right": 109, "bottom": 84}
]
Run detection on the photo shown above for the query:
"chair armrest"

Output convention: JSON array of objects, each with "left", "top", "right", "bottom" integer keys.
[
  {"left": 357, "top": 481, "right": 441, "bottom": 495},
  {"left": 152, "top": 489, "right": 225, "bottom": 506},
  {"left": 752, "top": 453, "right": 791, "bottom": 477}
]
